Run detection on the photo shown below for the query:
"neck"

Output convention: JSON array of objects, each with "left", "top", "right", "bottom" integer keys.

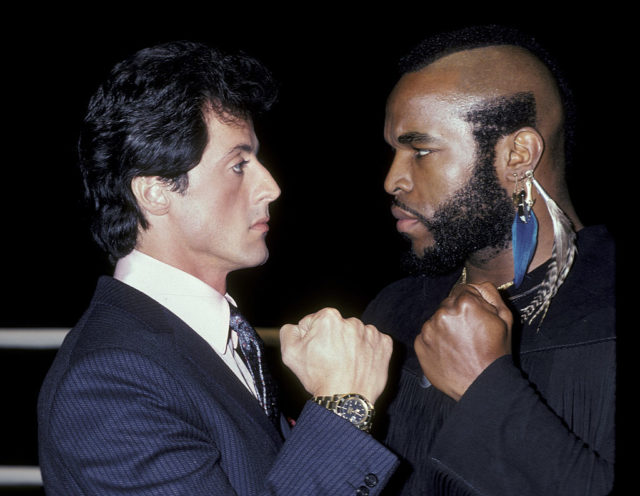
[
  {"left": 134, "top": 242, "right": 229, "bottom": 295},
  {"left": 464, "top": 246, "right": 514, "bottom": 287},
  {"left": 464, "top": 214, "right": 555, "bottom": 288}
]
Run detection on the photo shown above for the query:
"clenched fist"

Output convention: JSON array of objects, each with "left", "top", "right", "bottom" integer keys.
[
  {"left": 415, "top": 282, "right": 514, "bottom": 401},
  {"left": 280, "top": 307, "right": 393, "bottom": 403}
]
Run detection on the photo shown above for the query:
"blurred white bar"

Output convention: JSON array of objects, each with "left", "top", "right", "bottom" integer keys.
[
  {"left": 257, "top": 328, "right": 279, "bottom": 347},
  {"left": 0, "top": 328, "right": 279, "bottom": 349},
  {"left": 0, "top": 329, "right": 69, "bottom": 349},
  {"left": 0, "top": 466, "right": 42, "bottom": 486}
]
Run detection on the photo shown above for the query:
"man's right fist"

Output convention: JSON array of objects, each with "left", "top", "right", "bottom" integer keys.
[{"left": 280, "top": 307, "right": 392, "bottom": 404}]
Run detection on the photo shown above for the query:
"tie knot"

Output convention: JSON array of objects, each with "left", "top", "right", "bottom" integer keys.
[
  {"left": 229, "top": 306, "right": 258, "bottom": 346},
  {"left": 228, "top": 304, "right": 243, "bottom": 324}
]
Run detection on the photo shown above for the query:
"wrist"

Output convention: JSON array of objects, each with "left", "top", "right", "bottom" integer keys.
[{"left": 312, "top": 393, "right": 375, "bottom": 433}]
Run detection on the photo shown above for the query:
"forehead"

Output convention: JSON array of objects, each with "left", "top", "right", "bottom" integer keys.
[
  {"left": 203, "top": 111, "right": 257, "bottom": 155},
  {"left": 384, "top": 70, "right": 479, "bottom": 144}
]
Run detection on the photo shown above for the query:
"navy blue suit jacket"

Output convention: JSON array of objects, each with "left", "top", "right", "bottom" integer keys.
[{"left": 38, "top": 277, "right": 397, "bottom": 495}]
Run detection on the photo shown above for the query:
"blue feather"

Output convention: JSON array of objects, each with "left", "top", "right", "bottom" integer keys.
[{"left": 511, "top": 210, "right": 538, "bottom": 287}]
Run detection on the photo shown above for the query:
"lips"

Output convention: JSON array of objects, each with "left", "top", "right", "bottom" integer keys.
[
  {"left": 391, "top": 205, "right": 417, "bottom": 221},
  {"left": 250, "top": 217, "right": 270, "bottom": 233},
  {"left": 390, "top": 205, "right": 421, "bottom": 233}
]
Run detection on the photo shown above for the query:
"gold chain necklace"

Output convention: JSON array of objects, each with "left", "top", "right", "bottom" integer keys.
[{"left": 460, "top": 267, "right": 514, "bottom": 291}]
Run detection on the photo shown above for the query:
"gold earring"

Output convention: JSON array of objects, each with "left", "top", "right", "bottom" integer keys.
[{"left": 513, "top": 171, "right": 535, "bottom": 222}]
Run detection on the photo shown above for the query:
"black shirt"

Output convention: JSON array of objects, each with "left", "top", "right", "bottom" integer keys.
[{"left": 364, "top": 225, "right": 616, "bottom": 495}]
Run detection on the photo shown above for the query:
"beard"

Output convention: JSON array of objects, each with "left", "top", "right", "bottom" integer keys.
[{"left": 399, "top": 152, "right": 514, "bottom": 276}]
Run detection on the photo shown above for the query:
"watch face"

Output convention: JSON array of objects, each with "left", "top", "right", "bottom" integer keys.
[{"left": 337, "top": 396, "right": 368, "bottom": 425}]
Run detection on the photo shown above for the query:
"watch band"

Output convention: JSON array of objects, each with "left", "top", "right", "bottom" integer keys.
[{"left": 312, "top": 393, "right": 374, "bottom": 432}]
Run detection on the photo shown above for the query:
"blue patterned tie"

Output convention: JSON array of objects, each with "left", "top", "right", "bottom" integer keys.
[{"left": 229, "top": 305, "right": 280, "bottom": 426}]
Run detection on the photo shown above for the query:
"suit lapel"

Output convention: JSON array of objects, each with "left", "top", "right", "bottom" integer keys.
[
  {"left": 94, "top": 277, "right": 284, "bottom": 448},
  {"left": 171, "top": 317, "right": 285, "bottom": 446}
]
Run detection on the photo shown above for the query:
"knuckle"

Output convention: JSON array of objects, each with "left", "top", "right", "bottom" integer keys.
[
  {"left": 431, "top": 306, "right": 450, "bottom": 324},
  {"left": 345, "top": 316, "right": 364, "bottom": 328},
  {"left": 458, "top": 292, "right": 481, "bottom": 312},
  {"left": 278, "top": 325, "right": 290, "bottom": 341},
  {"left": 458, "top": 291, "right": 476, "bottom": 305},
  {"left": 417, "top": 324, "right": 432, "bottom": 344},
  {"left": 321, "top": 307, "right": 341, "bottom": 320},
  {"left": 414, "top": 333, "right": 427, "bottom": 351},
  {"left": 365, "top": 323, "right": 380, "bottom": 335}
]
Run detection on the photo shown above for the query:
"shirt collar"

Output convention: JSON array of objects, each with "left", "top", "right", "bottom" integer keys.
[{"left": 113, "top": 250, "right": 237, "bottom": 353}]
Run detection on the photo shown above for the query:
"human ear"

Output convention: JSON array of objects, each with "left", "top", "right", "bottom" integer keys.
[
  {"left": 130, "top": 176, "right": 171, "bottom": 216},
  {"left": 504, "top": 127, "right": 545, "bottom": 183}
]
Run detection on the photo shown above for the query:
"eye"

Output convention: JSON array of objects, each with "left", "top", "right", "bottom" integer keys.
[
  {"left": 414, "top": 149, "right": 431, "bottom": 158},
  {"left": 232, "top": 160, "right": 249, "bottom": 174}
]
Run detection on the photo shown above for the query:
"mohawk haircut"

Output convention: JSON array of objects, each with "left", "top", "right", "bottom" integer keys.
[{"left": 398, "top": 25, "right": 576, "bottom": 170}]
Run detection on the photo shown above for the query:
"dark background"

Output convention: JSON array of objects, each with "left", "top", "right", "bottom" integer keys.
[
  {"left": 1, "top": 11, "right": 622, "bottom": 329},
  {"left": 1, "top": 7, "right": 626, "bottom": 493}
]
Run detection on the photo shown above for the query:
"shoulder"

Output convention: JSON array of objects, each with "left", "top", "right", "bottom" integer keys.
[
  {"left": 571, "top": 225, "right": 615, "bottom": 290},
  {"left": 535, "top": 225, "right": 616, "bottom": 344},
  {"left": 563, "top": 225, "right": 615, "bottom": 314},
  {"left": 69, "top": 276, "right": 183, "bottom": 352},
  {"left": 38, "top": 277, "right": 216, "bottom": 435},
  {"left": 41, "top": 277, "right": 194, "bottom": 401}
]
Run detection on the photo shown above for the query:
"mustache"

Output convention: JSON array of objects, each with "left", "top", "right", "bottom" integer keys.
[{"left": 392, "top": 198, "right": 431, "bottom": 226}]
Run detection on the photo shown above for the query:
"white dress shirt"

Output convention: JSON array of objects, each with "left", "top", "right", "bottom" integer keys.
[{"left": 113, "top": 249, "right": 258, "bottom": 398}]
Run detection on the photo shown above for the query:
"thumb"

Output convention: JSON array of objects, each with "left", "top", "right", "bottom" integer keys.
[
  {"left": 468, "top": 282, "right": 502, "bottom": 306},
  {"left": 280, "top": 323, "right": 302, "bottom": 347},
  {"left": 469, "top": 282, "right": 513, "bottom": 327}
]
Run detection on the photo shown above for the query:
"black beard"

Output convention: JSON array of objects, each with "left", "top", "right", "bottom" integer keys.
[{"left": 399, "top": 153, "right": 514, "bottom": 276}]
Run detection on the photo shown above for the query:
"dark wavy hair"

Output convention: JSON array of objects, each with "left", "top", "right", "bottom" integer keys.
[{"left": 78, "top": 40, "right": 278, "bottom": 261}]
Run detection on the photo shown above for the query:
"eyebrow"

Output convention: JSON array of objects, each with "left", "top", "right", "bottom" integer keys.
[
  {"left": 222, "top": 142, "right": 258, "bottom": 159},
  {"left": 397, "top": 132, "right": 442, "bottom": 146}
]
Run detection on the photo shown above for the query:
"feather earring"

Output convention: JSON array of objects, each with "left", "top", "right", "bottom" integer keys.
[
  {"left": 511, "top": 172, "right": 538, "bottom": 287},
  {"left": 520, "top": 171, "right": 577, "bottom": 325}
]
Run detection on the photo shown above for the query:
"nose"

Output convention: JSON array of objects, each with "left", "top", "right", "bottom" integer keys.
[
  {"left": 384, "top": 153, "right": 413, "bottom": 195},
  {"left": 256, "top": 161, "right": 281, "bottom": 203}
]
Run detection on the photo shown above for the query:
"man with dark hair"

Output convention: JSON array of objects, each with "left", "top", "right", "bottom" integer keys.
[
  {"left": 363, "top": 26, "right": 615, "bottom": 494},
  {"left": 38, "top": 41, "right": 398, "bottom": 495}
]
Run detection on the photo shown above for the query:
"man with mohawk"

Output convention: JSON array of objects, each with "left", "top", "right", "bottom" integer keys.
[{"left": 364, "top": 26, "right": 616, "bottom": 495}]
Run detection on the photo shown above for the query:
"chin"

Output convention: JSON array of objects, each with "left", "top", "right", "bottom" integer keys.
[
  {"left": 411, "top": 239, "right": 434, "bottom": 257},
  {"left": 257, "top": 251, "right": 270, "bottom": 267},
  {"left": 248, "top": 247, "right": 270, "bottom": 268}
]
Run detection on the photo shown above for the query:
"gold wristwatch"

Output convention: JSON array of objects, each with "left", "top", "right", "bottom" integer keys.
[{"left": 312, "top": 393, "right": 374, "bottom": 432}]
